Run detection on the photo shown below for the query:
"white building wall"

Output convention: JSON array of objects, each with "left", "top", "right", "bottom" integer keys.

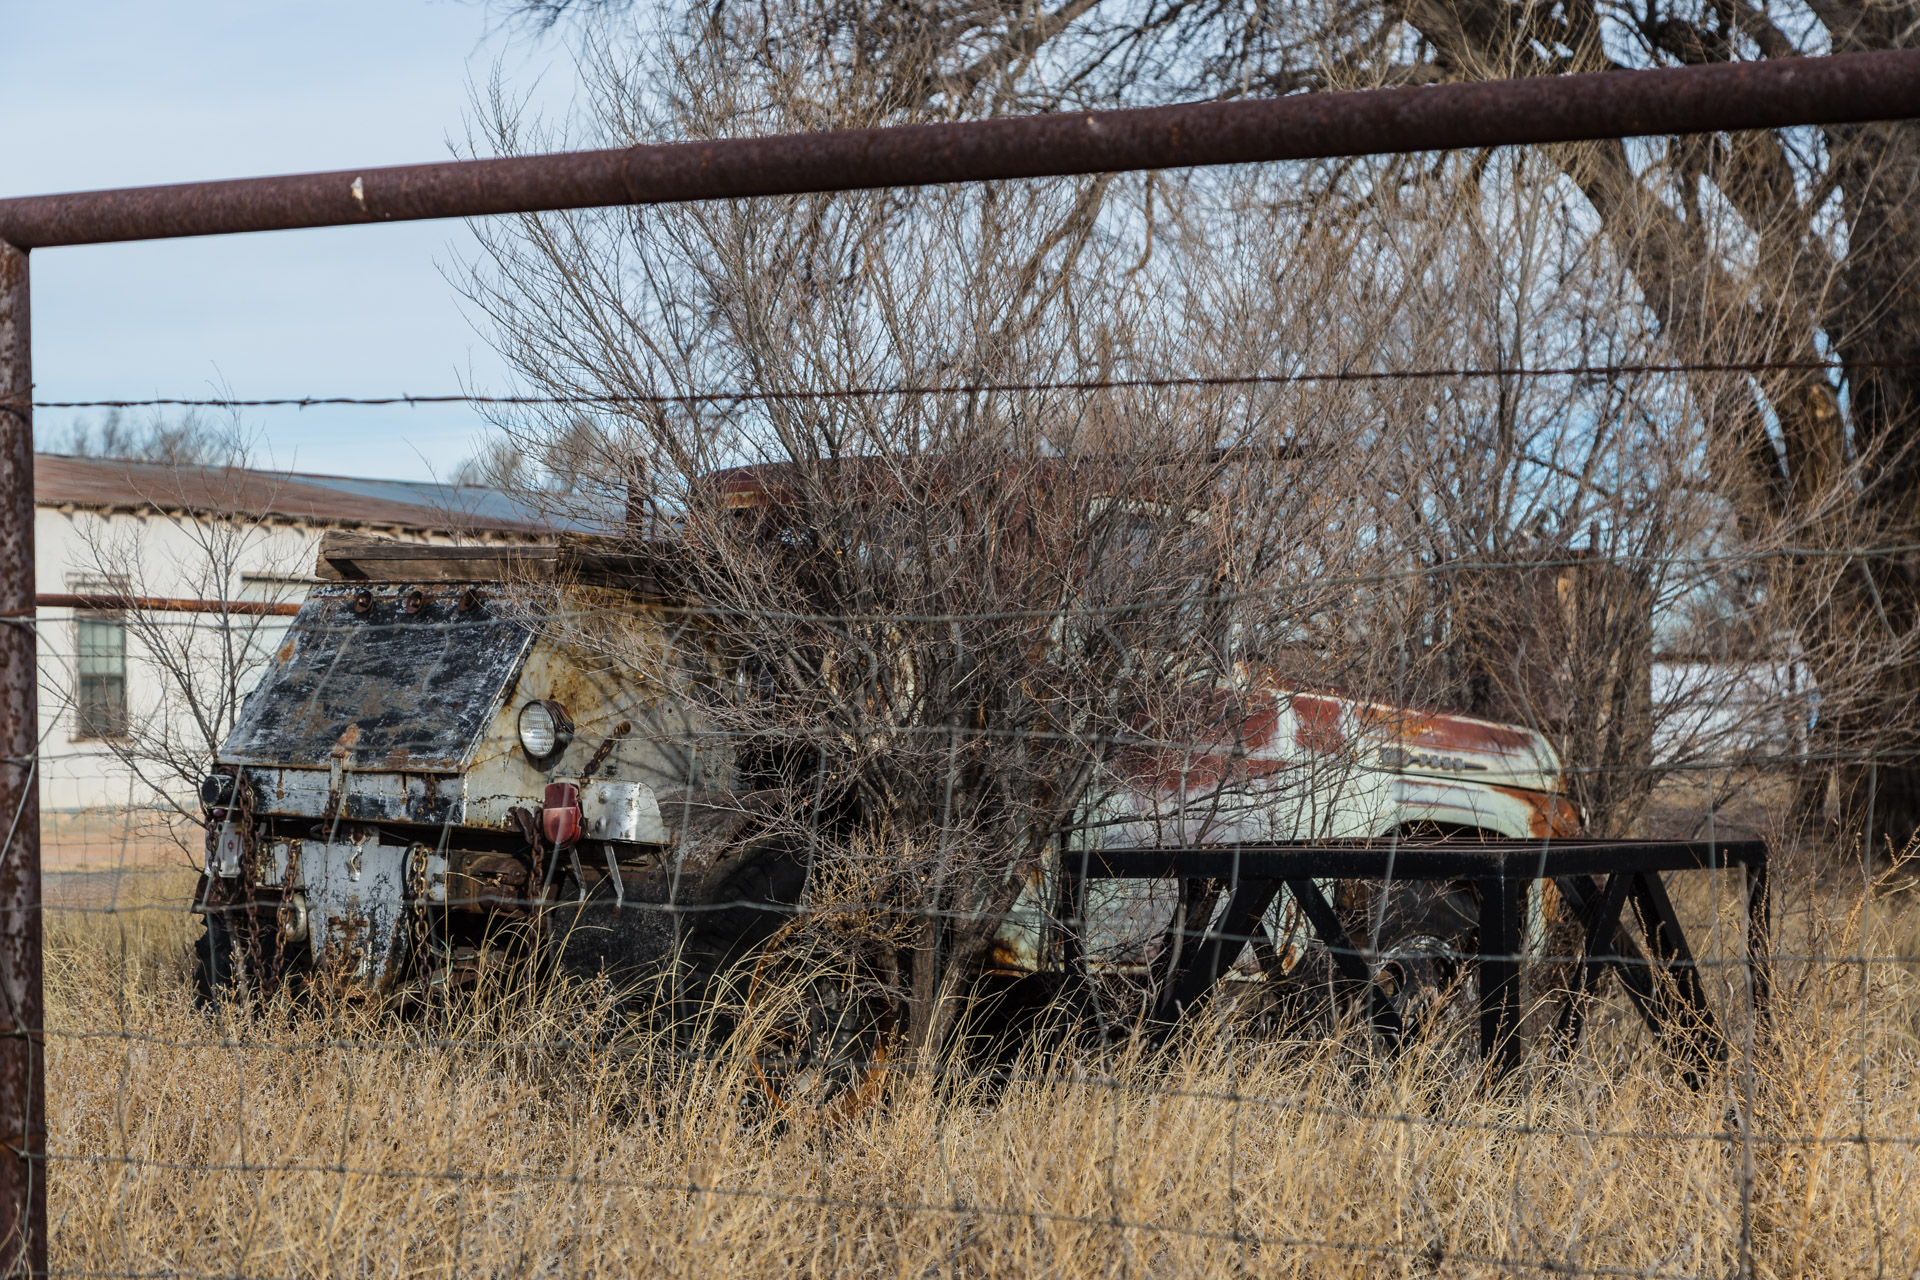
[
  {"left": 1650, "top": 658, "right": 1814, "bottom": 766},
  {"left": 35, "top": 507, "right": 314, "bottom": 859}
]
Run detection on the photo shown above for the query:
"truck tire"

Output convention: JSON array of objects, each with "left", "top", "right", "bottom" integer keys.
[
  {"left": 742, "top": 916, "right": 895, "bottom": 1118},
  {"left": 1256, "top": 827, "right": 1490, "bottom": 1042},
  {"left": 1362, "top": 825, "right": 1531, "bottom": 1040},
  {"left": 679, "top": 838, "right": 810, "bottom": 999},
  {"left": 1253, "top": 878, "right": 1477, "bottom": 1041},
  {"left": 192, "top": 912, "right": 237, "bottom": 1008}
]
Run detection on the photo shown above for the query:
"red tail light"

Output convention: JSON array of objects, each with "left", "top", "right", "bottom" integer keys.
[{"left": 542, "top": 781, "right": 582, "bottom": 848}]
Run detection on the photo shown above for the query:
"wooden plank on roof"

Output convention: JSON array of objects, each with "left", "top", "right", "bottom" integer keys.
[
  {"left": 315, "top": 532, "right": 683, "bottom": 600},
  {"left": 317, "top": 532, "right": 560, "bottom": 581}
]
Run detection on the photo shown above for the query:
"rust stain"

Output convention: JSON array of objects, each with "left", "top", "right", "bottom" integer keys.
[
  {"left": 445, "top": 852, "right": 532, "bottom": 915},
  {"left": 985, "top": 936, "right": 1038, "bottom": 974},
  {"left": 1488, "top": 784, "right": 1582, "bottom": 837},
  {"left": 1291, "top": 694, "right": 1346, "bottom": 754},
  {"left": 1366, "top": 706, "right": 1537, "bottom": 754}
]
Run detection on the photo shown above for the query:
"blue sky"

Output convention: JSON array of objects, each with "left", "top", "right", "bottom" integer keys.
[{"left": 5, "top": 1, "right": 579, "bottom": 481}]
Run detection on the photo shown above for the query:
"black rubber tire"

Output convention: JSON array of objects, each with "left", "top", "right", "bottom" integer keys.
[
  {"left": 678, "top": 840, "right": 811, "bottom": 1005},
  {"left": 1360, "top": 826, "right": 1508, "bottom": 1039},
  {"left": 192, "top": 912, "right": 237, "bottom": 1008},
  {"left": 1254, "top": 867, "right": 1481, "bottom": 1041},
  {"left": 668, "top": 844, "right": 817, "bottom": 1036}
]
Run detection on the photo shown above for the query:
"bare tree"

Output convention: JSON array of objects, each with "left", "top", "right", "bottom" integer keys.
[
  {"left": 496, "top": 0, "right": 1920, "bottom": 854},
  {"left": 43, "top": 458, "right": 309, "bottom": 855},
  {"left": 460, "top": 20, "right": 1430, "bottom": 1052},
  {"left": 456, "top": 0, "right": 1920, "bottom": 1069},
  {"left": 44, "top": 409, "right": 242, "bottom": 470},
  {"left": 1306, "top": 145, "right": 1807, "bottom": 837},
  {"left": 1141, "top": 141, "right": 1857, "bottom": 838},
  {"left": 452, "top": 415, "right": 606, "bottom": 492}
]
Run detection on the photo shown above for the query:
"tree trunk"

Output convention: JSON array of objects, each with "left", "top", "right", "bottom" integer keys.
[
  {"left": 901, "top": 875, "right": 1028, "bottom": 1056},
  {"left": 1391, "top": 0, "right": 1920, "bottom": 854},
  {"left": 1823, "top": 111, "right": 1920, "bottom": 855}
]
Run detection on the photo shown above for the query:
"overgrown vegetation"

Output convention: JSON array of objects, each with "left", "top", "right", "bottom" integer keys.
[
  {"left": 43, "top": 861, "right": 1920, "bottom": 1276},
  {"left": 447, "top": 0, "right": 1916, "bottom": 1068},
  {"left": 499, "top": 0, "right": 1920, "bottom": 852}
]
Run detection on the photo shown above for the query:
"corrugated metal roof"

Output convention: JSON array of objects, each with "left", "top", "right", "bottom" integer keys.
[{"left": 33, "top": 453, "right": 557, "bottom": 534}]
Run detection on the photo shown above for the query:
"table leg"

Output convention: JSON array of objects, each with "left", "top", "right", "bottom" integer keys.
[
  {"left": 1745, "top": 854, "right": 1771, "bottom": 1026},
  {"left": 1628, "top": 871, "right": 1723, "bottom": 1069},
  {"left": 1284, "top": 879, "right": 1403, "bottom": 1045},
  {"left": 1161, "top": 879, "right": 1279, "bottom": 1019},
  {"left": 1553, "top": 872, "right": 1632, "bottom": 1049},
  {"left": 1478, "top": 873, "right": 1525, "bottom": 1078}
]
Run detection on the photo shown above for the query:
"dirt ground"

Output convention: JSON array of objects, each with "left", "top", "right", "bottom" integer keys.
[{"left": 39, "top": 809, "right": 195, "bottom": 916}]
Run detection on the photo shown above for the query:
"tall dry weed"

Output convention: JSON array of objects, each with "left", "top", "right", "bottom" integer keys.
[{"left": 43, "top": 870, "right": 1920, "bottom": 1278}]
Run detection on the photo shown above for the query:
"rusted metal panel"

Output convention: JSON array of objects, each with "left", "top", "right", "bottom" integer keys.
[
  {"left": 248, "top": 767, "right": 464, "bottom": 826},
  {"left": 1292, "top": 694, "right": 1346, "bottom": 753},
  {"left": 0, "top": 239, "right": 46, "bottom": 1279},
  {"left": 0, "top": 52, "right": 1917, "bottom": 248},
  {"left": 246, "top": 761, "right": 672, "bottom": 840},
  {"left": 315, "top": 533, "right": 679, "bottom": 595},
  {"left": 1104, "top": 679, "right": 1565, "bottom": 853},
  {"left": 1385, "top": 775, "right": 1573, "bottom": 839},
  {"left": 219, "top": 583, "right": 538, "bottom": 773},
  {"left": 277, "top": 831, "right": 414, "bottom": 989}
]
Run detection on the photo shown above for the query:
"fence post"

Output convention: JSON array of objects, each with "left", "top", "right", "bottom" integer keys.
[{"left": 0, "top": 240, "right": 46, "bottom": 1278}]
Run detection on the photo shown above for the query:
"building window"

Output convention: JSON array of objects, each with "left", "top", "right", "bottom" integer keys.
[{"left": 74, "top": 612, "right": 129, "bottom": 740}]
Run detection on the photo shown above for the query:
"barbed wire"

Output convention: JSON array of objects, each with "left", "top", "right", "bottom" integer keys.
[
  {"left": 20, "top": 354, "right": 1920, "bottom": 413},
  {"left": 36, "top": 1146, "right": 1727, "bottom": 1280},
  {"left": 38, "top": 886, "right": 1825, "bottom": 962}
]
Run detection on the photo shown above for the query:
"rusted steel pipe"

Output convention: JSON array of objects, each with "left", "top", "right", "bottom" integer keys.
[
  {"left": 3, "top": 50, "right": 1918, "bottom": 248},
  {"left": 35, "top": 593, "right": 301, "bottom": 617},
  {"left": 0, "top": 242, "right": 46, "bottom": 1279}
]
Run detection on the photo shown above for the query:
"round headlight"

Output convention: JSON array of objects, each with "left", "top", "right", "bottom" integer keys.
[
  {"left": 517, "top": 700, "right": 567, "bottom": 761},
  {"left": 199, "top": 773, "right": 235, "bottom": 810}
]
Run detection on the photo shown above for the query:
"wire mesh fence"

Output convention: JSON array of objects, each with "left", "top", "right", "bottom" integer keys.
[
  {"left": 32, "top": 797, "right": 1920, "bottom": 1279},
  {"left": 10, "top": 41, "right": 1920, "bottom": 1278}
]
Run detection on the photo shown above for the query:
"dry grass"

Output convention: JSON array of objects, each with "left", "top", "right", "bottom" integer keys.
[{"left": 43, "top": 868, "right": 1920, "bottom": 1279}]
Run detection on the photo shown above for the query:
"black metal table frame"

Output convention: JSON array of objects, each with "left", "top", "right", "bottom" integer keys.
[{"left": 1062, "top": 838, "right": 1770, "bottom": 1077}]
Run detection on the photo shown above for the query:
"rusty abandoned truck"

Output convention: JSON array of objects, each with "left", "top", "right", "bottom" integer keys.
[{"left": 195, "top": 520, "right": 1580, "bottom": 1038}]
